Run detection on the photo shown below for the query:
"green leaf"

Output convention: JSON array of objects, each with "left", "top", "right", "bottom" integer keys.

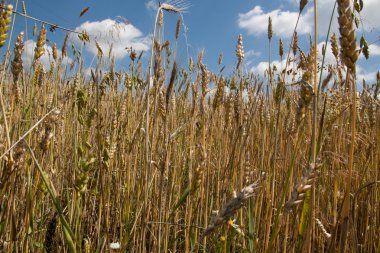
[
  {"left": 27, "top": 144, "right": 77, "bottom": 252},
  {"left": 355, "top": 16, "right": 359, "bottom": 29},
  {"left": 295, "top": 190, "right": 312, "bottom": 253},
  {"left": 354, "top": 0, "right": 360, "bottom": 12},
  {"left": 170, "top": 186, "right": 190, "bottom": 216},
  {"left": 362, "top": 38, "right": 369, "bottom": 60}
]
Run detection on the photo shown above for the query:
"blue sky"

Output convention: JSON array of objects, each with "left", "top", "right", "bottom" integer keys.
[{"left": 5, "top": 0, "right": 380, "bottom": 83}]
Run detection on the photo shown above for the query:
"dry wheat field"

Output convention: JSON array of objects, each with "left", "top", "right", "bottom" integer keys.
[{"left": 0, "top": 0, "right": 379, "bottom": 252}]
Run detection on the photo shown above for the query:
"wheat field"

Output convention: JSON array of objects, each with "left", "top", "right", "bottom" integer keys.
[{"left": 0, "top": 0, "right": 379, "bottom": 252}]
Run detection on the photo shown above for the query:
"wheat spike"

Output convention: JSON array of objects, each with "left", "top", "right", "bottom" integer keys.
[
  {"left": 236, "top": 34, "right": 244, "bottom": 69},
  {"left": 330, "top": 33, "right": 339, "bottom": 61},
  {"left": 202, "top": 182, "right": 259, "bottom": 238},
  {"left": 0, "top": 4, "right": 13, "bottom": 47},
  {"left": 61, "top": 33, "right": 68, "bottom": 58},
  {"left": 268, "top": 16, "right": 273, "bottom": 41},
  {"left": 160, "top": 0, "right": 189, "bottom": 13},
  {"left": 11, "top": 32, "right": 24, "bottom": 82},
  {"left": 292, "top": 31, "right": 298, "bottom": 55},
  {"left": 315, "top": 218, "right": 331, "bottom": 238},
  {"left": 158, "top": 9, "right": 164, "bottom": 26},
  {"left": 52, "top": 43, "right": 57, "bottom": 61},
  {"left": 279, "top": 38, "right": 284, "bottom": 58},
  {"left": 21, "top": 1, "right": 26, "bottom": 15},
  {"left": 284, "top": 163, "right": 321, "bottom": 212},
  {"left": 175, "top": 16, "right": 181, "bottom": 40},
  {"left": 34, "top": 25, "right": 46, "bottom": 61},
  {"left": 337, "top": 0, "right": 358, "bottom": 71},
  {"left": 11, "top": 32, "right": 24, "bottom": 102}
]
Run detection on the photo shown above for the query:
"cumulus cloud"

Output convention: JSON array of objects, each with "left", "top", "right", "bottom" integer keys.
[
  {"left": 75, "top": 19, "right": 150, "bottom": 60},
  {"left": 357, "top": 65, "right": 377, "bottom": 83},
  {"left": 368, "top": 44, "right": 380, "bottom": 56},
  {"left": 359, "top": 0, "right": 380, "bottom": 32},
  {"left": 317, "top": 41, "right": 378, "bottom": 84},
  {"left": 317, "top": 41, "right": 336, "bottom": 65},
  {"left": 357, "top": 43, "right": 380, "bottom": 60},
  {"left": 250, "top": 42, "right": 334, "bottom": 82},
  {"left": 22, "top": 40, "right": 72, "bottom": 69},
  {"left": 238, "top": 0, "right": 380, "bottom": 38},
  {"left": 238, "top": 6, "right": 312, "bottom": 38},
  {"left": 250, "top": 59, "right": 290, "bottom": 79}
]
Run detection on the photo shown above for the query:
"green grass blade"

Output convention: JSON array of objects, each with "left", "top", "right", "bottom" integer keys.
[
  {"left": 266, "top": 134, "right": 302, "bottom": 253},
  {"left": 26, "top": 142, "right": 77, "bottom": 253},
  {"left": 170, "top": 186, "right": 191, "bottom": 216}
]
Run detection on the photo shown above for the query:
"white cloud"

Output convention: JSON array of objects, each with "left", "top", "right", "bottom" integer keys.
[
  {"left": 250, "top": 60, "right": 376, "bottom": 90},
  {"left": 238, "top": 0, "right": 380, "bottom": 38},
  {"left": 245, "top": 49, "right": 261, "bottom": 66},
  {"left": 357, "top": 65, "right": 377, "bottom": 83},
  {"left": 249, "top": 42, "right": 335, "bottom": 83},
  {"left": 358, "top": 43, "right": 380, "bottom": 60},
  {"left": 250, "top": 59, "right": 290, "bottom": 79},
  {"left": 360, "top": 0, "right": 380, "bottom": 32},
  {"left": 317, "top": 42, "right": 377, "bottom": 84},
  {"left": 22, "top": 40, "right": 72, "bottom": 69},
  {"left": 145, "top": 0, "right": 158, "bottom": 12},
  {"left": 250, "top": 60, "right": 272, "bottom": 78},
  {"left": 238, "top": 6, "right": 312, "bottom": 38},
  {"left": 303, "top": 0, "right": 380, "bottom": 34},
  {"left": 317, "top": 41, "right": 336, "bottom": 65},
  {"left": 246, "top": 49, "right": 261, "bottom": 58},
  {"left": 369, "top": 44, "right": 380, "bottom": 56},
  {"left": 250, "top": 47, "right": 375, "bottom": 83},
  {"left": 75, "top": 19, "right": 150, "bottom": 60}
]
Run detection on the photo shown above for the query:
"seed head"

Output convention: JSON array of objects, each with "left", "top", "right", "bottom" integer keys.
[
  {"left": 21, "top": 1, "right": 26, "bottom": 15},
  {"left": 330, "top": 33, "right": 339, "bottom": 61},
  {"left": 160, "top": 1, "right": 190, "bottom": 14},
  {"left": 34, "top": 25, "right": 46, "bottom": 61},
  {"left": 0, "top": 4, "right": 13, "bottom": 48},
  {"left": 158, "top": 9, "right": 163, "bottom": 27},
  {"left": 11, "top": 32, "right": 24, "bottom": 83},
  {"left": 267, "top": 16, "right": 273, "bottom": 41},
  {"left": 292, "top": 31, "right": 298, "bottom": 55},
  {"left": 175, "top": 16, "right": 181, "bottom": 40},
  {"left": 52, "top": 43, "right": 57, "bottom": 61},
  {"left": 62, "top": 34, "right": 68, "bottom": 58},
  {"left": 218, "top": 53, "right": 223, "bottom": 65},
  {"left": 374, "top": 71, "right": 380, "bottom": 99},
  {"left": 337, "top": 0, "right": 358, "bottom": 71},
  {"left": 279, "top": 38, "right": 284, "bottom": 58},
  {"left": 160, "top": 3, "right": 179, "bottom": 13},
  {"left": 236, "top": 34, "right": 244, "bottom": 69}
]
